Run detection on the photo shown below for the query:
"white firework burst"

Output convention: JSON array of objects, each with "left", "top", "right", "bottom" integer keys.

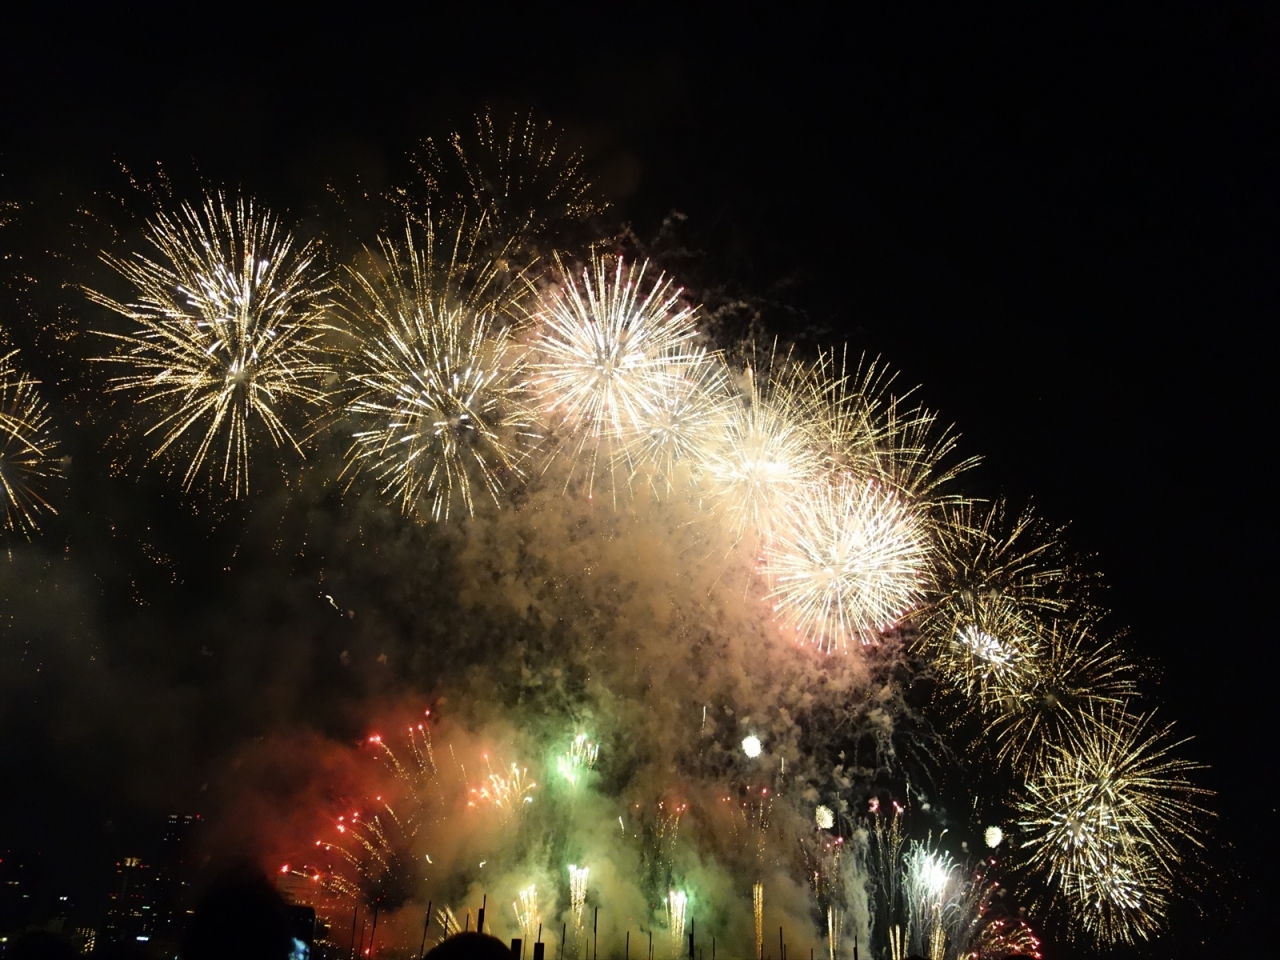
[
  {"left": 697, "top": 355, "right": 823, "bottom": 538},
  {"left": 0, "top": 350, "right": 63, "bottom": 536},
  {"left": 87, "top": 193, "right": 333, "bottom": 497},
  {"left": 765, "top": 474, "right": 931, "bottom": 651},
  {"left": 339, "top": 226, "right": 534, "bottom": 520},
  {"left": 526, "top": 255, "right": 702, "bottom": 493}
]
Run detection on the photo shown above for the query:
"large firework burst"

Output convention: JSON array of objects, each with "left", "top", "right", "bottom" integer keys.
[
  {"left": 764, "top": 474, "right": 932, "bottom": 651},
  {"left": 0, "top": 349, "right": 63, "bottom": 536},
  {"left": 339, "top": 225, "right": 535, "bottom": 520},
  {"left": 87, "top": 194, "right": 333, "bottom": 497},
  {"left": 1016, "top": 706, "right": 1211, "bottom": 945},
  {"left": 986, "top": 619, "right": 1138, "bottom": 771},
  {"left": 526, "top": 255, "right": 703, "bottom": 494}
]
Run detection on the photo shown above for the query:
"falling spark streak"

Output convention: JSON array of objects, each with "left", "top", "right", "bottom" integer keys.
[
  {"left": 753, "top": 881, "right": 763, "bottom": 960},
  {"left": 665, "top": 890, "right": 688, "bottom": 958},
  {"left": 765, "top": 474, "right": 931, "bottom": 651},
  {"left": 87, "top": 194, "right": 333, "bottom": 496},
  {"left": 339, "top": 222, "right": 535, "bottom": 520},
  {"left": 0, "top": 350, "right": 63, "bottom": 536}
]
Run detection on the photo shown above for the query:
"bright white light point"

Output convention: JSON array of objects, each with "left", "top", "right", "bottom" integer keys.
[
  {"left": 815, "top": 805, "right": 835, "bottom": 829},
  {"left": 923, "top": 855, "right": 950, "bottom": 893},
  {"left": 985, "top": 825, "right": 1004, "bottom": 848},
  {"left": 742, "top": 735, "right": 763, "bottom": 758}
]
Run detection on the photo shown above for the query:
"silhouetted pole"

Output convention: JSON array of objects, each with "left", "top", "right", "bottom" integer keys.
[
  {"left": 533, "top": 924, "right": 544, "bottom": 960},
  {"left": 689, "top": 919, "right": 695, "bottom": 960},
  {"left": 593, "top": 906, "right": 599, "bottom": 960},
  {"left": 560, "top": 922, "right": 566, "bottom": 960},
  {"left": 511, "top": 938, "right": 523, "bottom": 959},
  {"left": 648, "top": 929, "right": 653, "bottom": 960},
  {"left": 779, "top": 927, "right": 784, "bottom": 960},
  {"left": 369, "top": 902, "right": 380, "bottom": 957},
  {"left": 419, "top": 900, "right": 433, "bottom": 960},
  {"left": 625, "top": 930, "right": 630, "bottom": 960},
  {"left": 479, "top": 894, "right": 487, "bottom": 934},
  {"left": 349, "top": 905, "right": 360, "bottom": 960}
]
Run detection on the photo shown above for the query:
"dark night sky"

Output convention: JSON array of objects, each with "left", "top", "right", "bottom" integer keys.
[{"left": 3, "top": 2, "right": 1276, "bottom": 955}]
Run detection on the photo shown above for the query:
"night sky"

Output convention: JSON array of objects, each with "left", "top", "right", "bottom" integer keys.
[{"left": 2, "top": 3, "right": 1275, "bottom": 956}]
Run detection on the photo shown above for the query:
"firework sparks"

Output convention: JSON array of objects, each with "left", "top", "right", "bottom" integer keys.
[
  {"left": 618, "top": 348, "right": 735, "bottom": 494},
  {"left": 665, "top": 889, "right": 688, "bottom": 958},
  {"left": 513, "top": 884, "right": 541, "bottom": 947},
  {"left": 765, "top": 474, "right": 931, "bottom": 651},
  {"left": 903, "top": 841, "right": 955, "bottom": 960},
  {"left": 0, "top": 350, "right": 62, "bottom": 536},
  {"left": 470, "top": 756, "right": 536, "bottom": 820},
  {"left": 698, "top": 353, "right": 823, "bottom": 539},
  {"left": 753, "top": 882, "right": 764, "bottom": 960},
  {"left": 987, "top": 619, "right": 1138, "bottom": 770},
  {"left": 526, "top": 256, "right": 702, "bottom": 495},
  {"left": 411, "top": 110, "right": 603, "bottom": 251},
  {"left": 1016, "top": 706, "right": 1211, "bottom": 945},
  {"left": 87, "top": 194, "right": 333, "bottom": 496},
  {"left": 556, "top": 733, "right": 600, "bottom": 787},
  {"left": 307, "top": 727, "right": 441, "bottom": 911},
  {"left": 339, "top": 223, "right": 535, "bottom": 520}
]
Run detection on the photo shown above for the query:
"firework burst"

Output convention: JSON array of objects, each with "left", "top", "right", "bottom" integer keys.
[
  {"left": 411, "top": 111, "right": 603, "bottom": 253},
  {"left": 617, "top": 349, "right": 735, "bottom": 494},
  {"left": 765, "top": 474, "right": 932, "bottom": 651},
  {"left": 87, "top": 194, "right": 332, "bottom": 496},
  {"left": 526, "top": 256, "right": 703, "bottom": 495},
  {"left": 0, "top": 350, "right": 62, "bottom": 536},
  {"left": 305, "top": 728, "right": 441, "bottom": 911},
  {"left": 697, "top": 352, "right": 823, "bottom": 538},
  {"left": 986, "top": 619, "right": 1138, "bottom": 770},
  {"left": 1016, "top": 706, "right": 1211, "bottom": 945},
  {"left": 338, "top": 224, "right": 535, "bottom": 520}
]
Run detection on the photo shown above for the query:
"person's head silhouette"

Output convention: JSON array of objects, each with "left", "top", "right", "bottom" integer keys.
[{"left": 181, "top": 862, "right": 292, "bottom": 960}]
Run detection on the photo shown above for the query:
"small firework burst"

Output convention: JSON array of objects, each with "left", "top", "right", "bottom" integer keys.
[
  {"left": 0, "top": 350, "right": 62, "bottom": 536},
  {"left": 556, "top": 733, "right": 600, "bottom": 787},
  {"left": 411, "top": 110, "right": 603, "bottom": 251},
  {"left": 526, "top": 256, "right": 702, "bottom": 495},
  {"left": 617, "top": 348, "right": 735, "bottom": 494},
  {"left": 338, "top": 223, "right": 535, "bottom": 520},
  {"left": 697, "top": 351, "right": 823, "bottom": 538},
  {"left": 1016, "top": 706, "right": 1211, "bottom": 945},
  {"left": 931, "top": 593, "right": 1043, "bottom": 707},
  {"left": 469, "top": 756, "right": 536, "bottom": 821},
  {"left": 765, "top": 474, "right": 931, "bottom": 651},
  {"left": 87, "top": 194, "right": 332, "bottom": 497}
]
